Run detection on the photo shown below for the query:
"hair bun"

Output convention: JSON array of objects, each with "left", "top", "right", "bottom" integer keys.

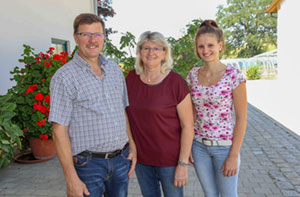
[{"left": 199, "top": 20, "right": 220, "bottom": 29}]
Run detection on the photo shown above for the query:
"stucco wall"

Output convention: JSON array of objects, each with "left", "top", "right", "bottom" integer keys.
[
  {"left": 0, "top": 0, "right": 96, "bottom": 94},
  {"left": 247, "top": 0, "right": 300, "bottom": 136}
]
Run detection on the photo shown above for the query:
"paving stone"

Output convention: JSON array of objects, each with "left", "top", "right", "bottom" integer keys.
[
  {"left": 281, "top": 190, "right": 300, "bottom": 197},
  {"left": 0, "top": 104, "right": 299, "bottom": 196},
  {"left": 276, "top": 181, "right": 295, "bottom": 190}
]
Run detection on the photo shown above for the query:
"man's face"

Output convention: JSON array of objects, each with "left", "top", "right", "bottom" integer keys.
[{"left": 74, "top": 22, "right": 104, "bottom": 62}]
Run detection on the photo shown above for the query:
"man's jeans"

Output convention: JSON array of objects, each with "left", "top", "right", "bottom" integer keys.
[
  {"left": 192, "top": 140, "right": 240, "bottom": 197},
  {"left": 73, "top": 147, "right": 130, "bottom": 197},
  {"left": 135, "top": 163, "right": 184, "bottom": 197}
]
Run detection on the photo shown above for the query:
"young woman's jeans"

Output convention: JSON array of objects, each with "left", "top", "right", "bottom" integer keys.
[
  {"left": 135, "top": 163, "right": 184, "bottom": 197},
  {"left": 73, "top": 147, "right": 130, "bottom": 197},
  {"left": 192, "top": 140, "right": 240, "bottom": 197}
]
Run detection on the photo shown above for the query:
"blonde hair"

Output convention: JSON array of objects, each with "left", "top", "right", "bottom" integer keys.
[{"left": 135, "top": 31, "right": 173, "bottom": 75}]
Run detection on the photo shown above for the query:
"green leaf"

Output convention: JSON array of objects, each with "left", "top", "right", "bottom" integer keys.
[
  {"left": 0, "top": 94, "right": 11, "bottom": 103},
  {"left": 0, "top": 103, "right": 16, "bottom": 112},
  {"left": 16, "top": 96, "right": 25, "bottom": 104},
  {"left": 0, "top": 139, "right": 10, "bottom": 145},
  {"left": 0, "top": 112, "right": 15, "bottom": 120}
]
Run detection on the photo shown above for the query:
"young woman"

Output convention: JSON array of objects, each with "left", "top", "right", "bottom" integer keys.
[{"left": 187, "top": 20, "right": 247, "bottom": 197}]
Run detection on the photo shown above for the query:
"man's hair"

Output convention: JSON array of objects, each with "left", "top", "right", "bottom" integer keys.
[
  {"left": 73, "top": 13, "right": 105, "bottom": 34},
  {"left": 134, "top": 31, "right": 173, "bottom": 75}
]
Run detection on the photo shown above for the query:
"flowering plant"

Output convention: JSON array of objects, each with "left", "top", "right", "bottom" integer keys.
[{"left": 8, "top": 45, "right": 71, "bottom": 143}]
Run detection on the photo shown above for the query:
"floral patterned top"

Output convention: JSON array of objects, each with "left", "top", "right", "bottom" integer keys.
[{"left": 187, "top": 65, "right": 246, "bottom": 141}]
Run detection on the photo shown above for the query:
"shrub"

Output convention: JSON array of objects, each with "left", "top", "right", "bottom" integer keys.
[
  {"left": 8, "top": 45, "right": 71, "bottom": 148},
  {"left": 246, "top": 65, "right": 261, "bottom": 80},
  {"left": 0, "top": 94, "right": 23, "bottom": 168}
]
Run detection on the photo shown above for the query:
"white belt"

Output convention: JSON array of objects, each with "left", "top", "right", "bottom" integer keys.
[{"left": 196, "top": 138, "right": 232, "bottom": 146}]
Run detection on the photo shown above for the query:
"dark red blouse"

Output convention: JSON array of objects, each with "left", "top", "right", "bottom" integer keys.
[{"left": 126, "top": 70, "right": 189, "bottom": 166}]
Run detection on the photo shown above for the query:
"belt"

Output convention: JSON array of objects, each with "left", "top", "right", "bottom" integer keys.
[
  {"left": 196, "top": 138, "right": 232, "bottom": 146},
  {"left": 78, "top": 143, "right": 129, "bottom": 159}
]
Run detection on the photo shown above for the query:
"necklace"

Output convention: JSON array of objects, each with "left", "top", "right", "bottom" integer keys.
[
  {"left": 199, "top": 66, "right": 226, "bottom": 85},
  {"left": 143, "top": 72, "right": 162, "bottom": 83}
]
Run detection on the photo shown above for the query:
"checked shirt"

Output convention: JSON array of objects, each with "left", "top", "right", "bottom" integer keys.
[{"left": 49, "top": 52, "right": 129, "bottom": 155}]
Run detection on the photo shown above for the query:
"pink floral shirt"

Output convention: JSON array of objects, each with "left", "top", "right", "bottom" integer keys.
[{"left": 187, "top": 65, "right": 246, "bottom": 141}]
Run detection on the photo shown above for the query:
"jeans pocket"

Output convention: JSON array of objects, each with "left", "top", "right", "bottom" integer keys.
[
  {"left": 120, "top": 148, "right": 130, "bottom": 161},
  {"left": 73, "top": 155, "right": 89, "bottom": 167}
]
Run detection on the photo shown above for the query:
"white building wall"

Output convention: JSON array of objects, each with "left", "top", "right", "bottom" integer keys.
[
  {"left": 247, "top": 0, "right": 300, "bottom": 136},
  {"left": 0, "top": 0, "right": 96, "bottom": 94}
]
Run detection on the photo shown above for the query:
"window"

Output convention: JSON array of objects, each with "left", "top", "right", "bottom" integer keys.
[{"left": 51, "top": 38, "right": 69, "bottom": 54}]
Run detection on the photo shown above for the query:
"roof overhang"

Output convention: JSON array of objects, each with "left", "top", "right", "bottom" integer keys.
[{"left": 265, "top": 0, "right": 284, "bottom": 13}]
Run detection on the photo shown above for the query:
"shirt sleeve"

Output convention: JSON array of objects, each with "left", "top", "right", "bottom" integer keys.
[
  {"left": 48, "top": 73, "right": 74, "bottom": 126},
  {"left": 119, "top": 67, "right": 129, "bottom": 108},
  {"left": 232, "top": 67, "right": 246, "bottom": 89},
  {"left": 175, "top": 72, "right": 190, "bottom": 104},
  {"left": 186, "top": 67, "right": 198, "bottom": 86}
]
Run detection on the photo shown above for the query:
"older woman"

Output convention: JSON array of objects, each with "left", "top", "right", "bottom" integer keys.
[{"left": 126, "top": 31, "right": 194, "bottom": 197}]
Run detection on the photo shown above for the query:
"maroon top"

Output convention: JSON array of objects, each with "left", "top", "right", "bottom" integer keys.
[{"left": 126, "top": 70, "right": 189, "bottom": 166}]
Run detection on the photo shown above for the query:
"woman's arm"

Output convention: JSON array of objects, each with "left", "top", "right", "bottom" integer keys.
[
  {"left": 222, "top": 82, "right": 247, "bottom": 176},
  {"left": 174, "top": 93, "right": 194, "bottom": 187}
]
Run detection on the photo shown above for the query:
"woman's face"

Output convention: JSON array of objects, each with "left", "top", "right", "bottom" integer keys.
[
  {"left": 196, "top": 33, "right": 223, "bottom": 63},
  {"left": 139, "top": 41, "right": 166, "bottom": 69}
]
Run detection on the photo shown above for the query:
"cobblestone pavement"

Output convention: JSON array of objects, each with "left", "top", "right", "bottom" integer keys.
[{"left": 0, "top": 104, "right": 300, "bottom": 197}]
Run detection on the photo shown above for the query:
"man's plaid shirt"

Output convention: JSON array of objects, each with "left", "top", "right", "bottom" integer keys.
[{"left": 49, "top": 52, "right": 129, "bottom": 155}]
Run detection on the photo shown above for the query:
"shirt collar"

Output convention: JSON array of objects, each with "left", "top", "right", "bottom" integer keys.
[{"left": 73, "top": 51, "right": 108, "bottom": 71}]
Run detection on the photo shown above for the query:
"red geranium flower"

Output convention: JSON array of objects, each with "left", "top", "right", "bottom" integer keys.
[
  {"left": 43, "top": 60, "right": 52, "bottom": 68},
  {"left": 36, "top": 119, "right": 45, "bottom": 127},
  {"left": 53, "top": 54, "right": 62, "bottom": 61},
  {"left": 40, "top": 134, "right": 49, "bottom": 140},
  {"left": 33, "top": 102, "right": 43, "bottom": 111},
  {"left": 44, "top": 95, "right": 50, "bottom": 104},
  {"left": 34, "top": 93, "right": 44, "bottom": 101}
]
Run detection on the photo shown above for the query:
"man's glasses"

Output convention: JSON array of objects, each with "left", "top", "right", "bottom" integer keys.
[
  {"left": 76, "top": 32, "right": 104, "bottom": 40},
  {"left": 141, "top": 47, "right": 164, "bottom": 53}
]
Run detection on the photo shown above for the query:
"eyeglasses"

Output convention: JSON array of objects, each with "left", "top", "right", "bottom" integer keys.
[
  {"left": 141, "top": 47, "right": 164, "bottom": 53},
  {"left": 76, "top": 32, "right": 105, "bottom": 40}
]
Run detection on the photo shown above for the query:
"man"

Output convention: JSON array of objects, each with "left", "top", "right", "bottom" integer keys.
[{"left": 49, "top": 13, "right": 136, "bottom": 197}]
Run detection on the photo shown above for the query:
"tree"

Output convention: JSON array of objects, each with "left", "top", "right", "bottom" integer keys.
[
  {"left": 97, "top": 0, "right": 116, "bottom": 35},
  {"left": 168, "top": 19, "right": 204, "bottom": 78},
  {"left": 216, "top": 0, "right": 277, "bottom": 58}
]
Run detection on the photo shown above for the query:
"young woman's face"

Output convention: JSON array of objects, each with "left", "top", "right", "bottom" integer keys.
[{"left": 196, "top": 33, "right": 223, "bottom": 63}]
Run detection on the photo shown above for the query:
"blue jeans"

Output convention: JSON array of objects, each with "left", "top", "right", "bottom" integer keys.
[
  {"left": 192, "top": 140, "right": 240, "bottom": 197},
  {"left": 135, "top": 163, "right": 183, "bottom": 197},
  {"left": 73, "top": 148, "right": 130, "bottom": 197}
]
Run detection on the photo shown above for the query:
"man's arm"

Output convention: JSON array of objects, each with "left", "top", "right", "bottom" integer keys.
[
  {"left": 52, "top": 123, "right": 89, "bottom": 197},
  {"left": 124, "top": 111, "right": 137, "bottom": 178}
]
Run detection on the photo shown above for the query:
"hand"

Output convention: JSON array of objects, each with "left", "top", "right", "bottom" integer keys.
[
  {"left": 127, "top": 143, "right": 137, "bottom": 178},
  {"left": 221, "top": 155, "right": 238, "bottom": 177},
  {"left": 66, "top": 177, "right": 89, "bottom": 197},
  {"left": 174, "top": 164, "right": 188, "bottom": 187}
]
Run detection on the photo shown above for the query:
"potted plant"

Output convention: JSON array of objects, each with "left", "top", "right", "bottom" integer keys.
[
  {"left": 8, "top": 45, "right": 71, "bottom": 160},
  {"left": 0, "top": 93, "right": 23, "bottom": 168}
]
